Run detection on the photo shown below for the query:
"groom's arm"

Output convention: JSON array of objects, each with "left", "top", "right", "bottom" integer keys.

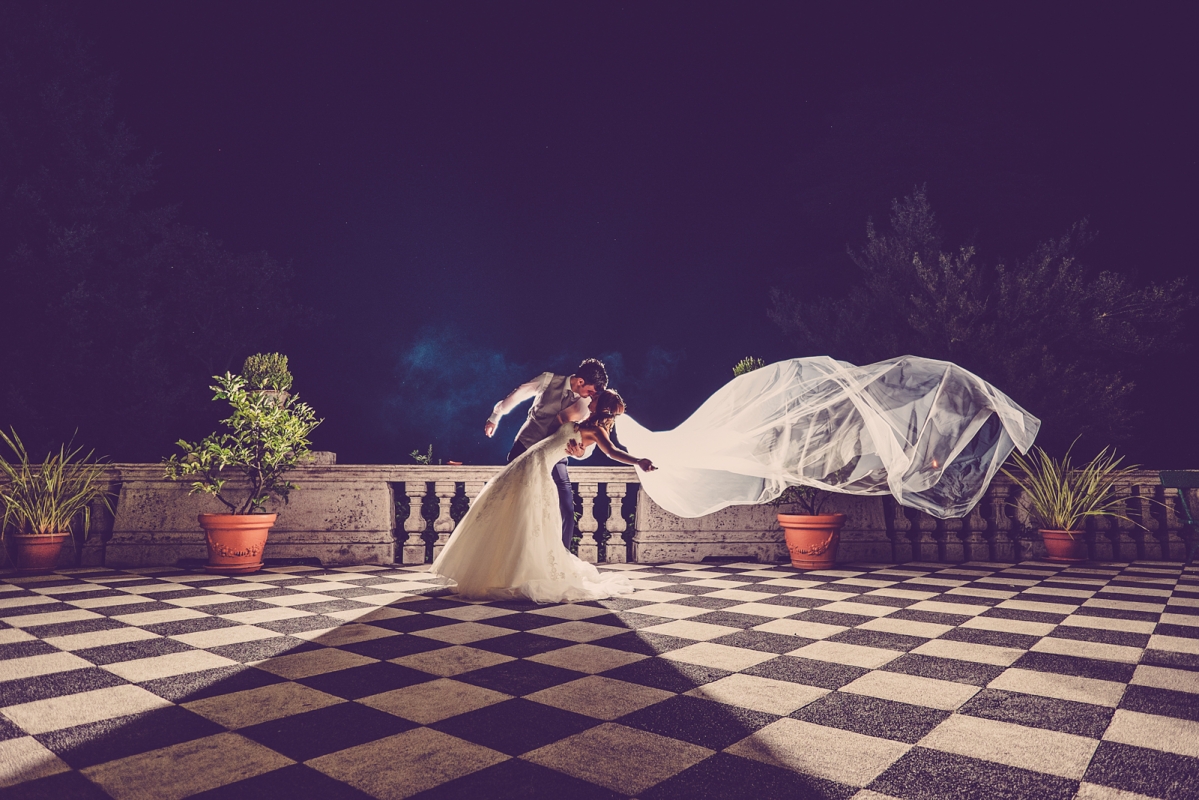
[{"left": 484, "top": 372, "right": 552, "bottom": 437}]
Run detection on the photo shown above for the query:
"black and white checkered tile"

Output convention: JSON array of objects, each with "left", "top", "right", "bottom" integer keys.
[{"left": 1, "top": 559, "right": 1197, "bottom": 799}]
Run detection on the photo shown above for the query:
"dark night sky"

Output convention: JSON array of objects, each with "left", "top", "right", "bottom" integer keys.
[{"left": 72, "top": 1, "right": 1198, "bottom": 465}]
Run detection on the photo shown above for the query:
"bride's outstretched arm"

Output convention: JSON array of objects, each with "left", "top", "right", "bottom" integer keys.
[{"left": 584, "top": 427, "right": 655, "bottom": 472}]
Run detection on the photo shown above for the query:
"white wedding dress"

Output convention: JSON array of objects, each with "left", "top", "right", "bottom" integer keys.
[{"left": 429, "top": 423, "right": 636, "bottom": 603}]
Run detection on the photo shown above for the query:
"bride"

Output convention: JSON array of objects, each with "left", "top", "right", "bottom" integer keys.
[
  {"left": 432, "top": 355, "right": 1039, "bottom": 604},
  {"left": 429, "top": 390, "right": 654, "bottom": 603}
]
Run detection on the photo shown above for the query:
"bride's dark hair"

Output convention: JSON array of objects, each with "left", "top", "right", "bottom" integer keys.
[{"left": 579, "top": 389, "right": 625, "bottom": 433}]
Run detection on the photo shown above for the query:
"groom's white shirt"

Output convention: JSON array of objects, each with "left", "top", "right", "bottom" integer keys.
[{"left": 489, "top": 372, "right": 594, "bottom": 456}]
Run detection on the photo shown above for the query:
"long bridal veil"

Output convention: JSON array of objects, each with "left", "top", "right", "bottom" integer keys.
[{"left": 617, "top": 356, "right": 1040, "bottom": 520}]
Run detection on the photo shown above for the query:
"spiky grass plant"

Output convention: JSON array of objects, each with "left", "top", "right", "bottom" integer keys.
[
  {"left": 733, "top": 356, "right": 766, "bottom": 377},
  {"left": 0, "top": 430, "right": 114, "bottom": 542},
  {"left": 1001, "top": 444, "right": 1139, "bottom": 537}
]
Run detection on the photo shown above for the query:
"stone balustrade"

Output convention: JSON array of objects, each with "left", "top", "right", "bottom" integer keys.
[{"left": 12, "top": 463, "right": 1195, "bottom": 569}]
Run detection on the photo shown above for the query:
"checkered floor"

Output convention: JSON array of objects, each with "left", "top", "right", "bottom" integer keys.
[{"left": 1, "top": 560, "right": 1197, "bottom": 800}]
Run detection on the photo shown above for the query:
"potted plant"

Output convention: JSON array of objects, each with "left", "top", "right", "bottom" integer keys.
[
  {"left": 773, "top": 485, "right": 846, "bottom": 569},
  {"left": 0, "top": 431, "right": 114, "bottom": 574},
  {"left": 241, "top": 352, "right": 293, "bottom": 404},
  {"left": 1001, "top": 443, "right": 1139, "bottom": 563},
  {"left": 165, "top": 369, "right": 321, "bottom": 574}
]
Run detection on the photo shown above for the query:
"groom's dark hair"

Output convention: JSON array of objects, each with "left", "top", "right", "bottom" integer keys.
[{"left": 576, "top": 358, "right": 608, "bottom": 390}]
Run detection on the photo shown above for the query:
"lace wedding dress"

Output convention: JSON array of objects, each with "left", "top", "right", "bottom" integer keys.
[{"left": 429, "top": 423, "right": 636, "bottom": 603}]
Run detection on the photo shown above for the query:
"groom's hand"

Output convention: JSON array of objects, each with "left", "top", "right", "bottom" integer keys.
[
  {"left": 565, "top": 439, "right": 586, "bottom": 457},
  {"left": 484, "top": 421, "right": 496, "bottom": 438}
]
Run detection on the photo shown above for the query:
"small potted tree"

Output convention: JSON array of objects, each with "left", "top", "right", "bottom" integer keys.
[
  {"left": 165, "top": 366, "right": 321, "bottom": 574},
  {"left": 1001, "top": 443, "right": 1138, "bottom": 563},
  {"left": 241, "top": 352, "right": 293, "bottom": 403},
  {"left": 774, "top": 485, "right": 846, "bottom": 569},
  {"left": 0, "top": 431, "right": 114, "bottom": 574}
]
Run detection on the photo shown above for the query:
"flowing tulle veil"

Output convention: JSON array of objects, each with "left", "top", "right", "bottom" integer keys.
[{"left": 617, "top": 356, "right": 1040, "bottom": 520}]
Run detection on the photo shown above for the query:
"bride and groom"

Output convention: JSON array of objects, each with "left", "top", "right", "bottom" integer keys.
[{"left": 430, "top": 354, "right": 1041, "bottom": 604}]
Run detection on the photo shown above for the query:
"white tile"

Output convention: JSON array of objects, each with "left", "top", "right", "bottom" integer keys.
[
  {"left": 0, "top": 651, "right": 94, "bottom": 683},
  {"left": 905, "top": 600, "right": 990, "bottom": 616},
  {"left": 256, "top": 592, "right": 338, "bottom": 607},
  {"left": 184, "top": 682, "right": 344, "bottom": 729},
  {"left": 1131, "top": 664, "right": 1199, "bottom": 695},
  {"left": 0, "top": 629, "right": 34, "bottom": 645},
  {"left": 995, "top": 599, "right": 1078, "bottom": 615},
  {"left": 170, "top": 625, "right": 283, "bottom": 649},
  {"left": 988, "top": 667, "right": 1126, "bottom": 707},
  {"left": 960, "top": 616, "right": 1056, "bottom": 637},
  {"left": 787, "top": 641, "right": 900, "bottom": 669},
  {"left": 782, "top": 589, "right": 859, "bottom": 602},
  {"left": 659, "top": 642, "right": 777, "bottom": 671},
  {"left": 919, "top": 713, "right": 1098, "bottom": 779},
  {"left": 841, "top": 670, "right": 979, "bottom": 710},
  {"left": 111, "top": 608, "right": 207, "bottom": 626},
  {"left": 1030, "top": 637, "right": 1142, "bottom": 664},
  {"left": 0, "top": 595, "right": 60, "bottom": 610},
  {"left": 858, "top": 617, "right": 954, "bottom": 639},
  {"left": 1073, "top": 781, "right": 1161, "bottom": 800},
  {"left": 1, "top": 608, "right": 102, "bottom": 628},
  {"left": 43, "top": 627, "right": 161, "bottom": 651},
  {"left": 161, "top": 593, "right": 247, "bottom": 608},
  {"left": 684, "top": 673, "right": 827, "bottom": 714},
  {"left": 102, "top": 650, "right": 240, "bottom": 682},
  {"left": 1099, "top": 585, "right": 1172, "bottom": 597},
  {"left": 626, "top": 603, "right": 711, "bottom": 620},
  {"left": 720, "top": 602, "right": 806, "bottom": 619},
  {"left": 67, "top": 594, "right": 160, "bottom": 609},
  {"left": 911, "top": 639, "right": 1024, "bottom": 666},
  {"left": 526, "top": 604, "right": 609, "bottom": 620},
  {"left": 754, "top": 618, "right": 847, "bottom": 639},
  {"left": 863, "top": 588, "right": 939, "bottom": 600},
  {"left": 0, "top": 736, "right": 71, "bottom": 788},
  {"left": 641, "top": 620, "right": 742, "bottom": 641},
  {"left": 253, "top": 647, "right": 377, "bottom": 680},
  {"left": 1159, "top": 612, "right": 1199, "bottom": 628},
  {"left": 1083, "top": 598, "right": 1166, "bottom": 614},
  {"left": 728, "top": 718, "right": 909, "bottom": 787},
  {"left": 704, "top": 588, "right": 783, "bottom": 602},
  {"left": 1103, "top": 709, "right": 1199, "bottom": 758},
  {"left": 945, "top": 587, "right": 1018, "bottom": 600},
  {"left": 1058, "top": 615, "right": 1155, "bottom": 634},
  {"left": 525, "top": 621, "right": 621, "bottom": 643},
  {"left": 1022, "top": 586, "right": 1094, "bottom": 599},
  {"left": 221, "top": 607, "right": 313, "bottom": 624},
  {"left": 1147, "top": 634, "right": 1199, "bottom": 655},
  {"left": 816, "top": 601, "right": 899, "bottom": 618},
  {"left": 2, "top": 684, "right": 172, "bottom": 734}
]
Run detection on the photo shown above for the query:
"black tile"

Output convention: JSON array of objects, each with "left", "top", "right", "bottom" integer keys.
[
  {"left": 199, "top": 600, "right": 277, "bottom": 615},
  {"left": 619, "top": 695, "right": 776, "bottom": 750},
  {"left": 298, "top": 660, "right": 434, "bottom": 699},
  {"left": 1083, "top": 740, "right": 1199, "bottom": 800},
  {"left": 642, "top": 751, "right": 854, "bottom": 800},
  {"left": 193, "top": 764, "right": 377, "bottom": 800},
  {"left": 91, "top": 600, "right": 178, "bottom": 616},
  {"left": 36, "top": 705, "right": 223, "bottom": 769},
  {"left": 603, "top": 657, "right": 731, "bottom": 693},
  {"left": 938, "top": 627, "right": 1039, "bottom": 650},
  {"left": 240, "top": 701, "right": 414, "bottom": 761},
  {"left": 23, "top": 617, "right": 129, "bottom": 638},
  {"left": 888, "top": 609, "right": 971, "bottom": 627},
  {"left": 140, "top": 664, "right": 286, "bottom": 702},
  {"left": 1047, "top": 625, "right": 1149, "bottom": 648},
  {"left": 207, "top": 636, "right": 320, "bottom": 663},
  {"left": 74, "top": 637, "right": 194, "bottom": 665},
  {"left": 957, "top": 688, "right": 1114, "bottom": 738},
  {"left": 432, "top": 697, "right": 599, "bottom": 755},
  {"left": 0, "top": 769, "right": 112, "bottom": 799},
  {"left": 754, "top": 594, "right": 830, "bottom": 608},
  {"left": 669, "top": 595, "right": 745, "bottom": 610},
  {"left": 339, "top": 633, "right": 451, "bottom": 660},
  {"left": 741, "top": 655, "right": 867, "bottom": 689},
  {"left": 599, "top": 611, "right": 681, "bottom": 629},
  {"left": 466, "top": 631, "right": 574, "bottom": 659},
  {"left": 685, "top": 611, "right": 775, "bottom": 630},
  {"left": 650, "top": 583, "right": 723, "bottom": 596},
  {"left": 882, "top": 653, "right": 1005, "bottom": 687},
  {"left": 591, "top": 631, "right": 693, "bottom": 656},
  {"left": 1141, "top": 648, "right": 1199, "bottom": 670},
  {"left": 356, "top": 613, "right": 457, "bottom": 634},
  {"left": 455, "top": 659, "right": 581, "bottom": 695},
  {"left": 293, "top": 599, "right": 375, "bottom": 615},
  {"left": 1010, "top": 651, "right": 1136, "bottom": 683},
  {"left": 792, "top": 691, "right": 948, "bottom": 743},
  {"left": 1071, "top": 605, "right": 1160, "bottom": 623},
  {"left": 254, "top": 615, "right": 344, "bottom": 635},
  {"left": 395, "top": 596, "right": 476, "bottom": 614},
  {"left": 840, "top": 593, "right": 916, "bottom": 608},
  {"left": 0, "top": 667, "right": 127, "bottom": 705},
  {"left": 0, "top": 639, "right": 62, "bottom": 660},
  {"left": 710, "top": 630, "right": 815, "bottom": 654},
  {"left": 1120, "top": 684, "right": 1199, "bottom": 722},
  {"left": 454, "top": 613, "right": 558, "bottom": 632},
  {"left": 142, "top": 616, "right": 241, "bottom": 636},
  {"left": 0, "top": 601, "right": 73, "bottom": 618},
  {"left": 415, "top": 751, "right": 627, "bottom": 799},
  {"left": 825, "top": 628, "right": 926, "bottom": 652},
  {"left": 976, "top": 607, "right": 1067, "bottom": 625},
  {"left": 0, "top": 713, "right": 26, "bottom": 740},
  {"left": 870, "top": 746, "right": 1078, "bottom": 800}
]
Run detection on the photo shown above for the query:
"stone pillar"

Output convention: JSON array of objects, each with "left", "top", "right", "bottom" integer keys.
[
  {"left": 1161, "top": 486, "right": 1185, "bottom": 561},
  {"left": 430, "top": 481, "right": 456, "bottom": 560},
  {"left": 960, "top": 503, "right": 987, "bottom": 563},
  {"left": 941, "top": 516, "right": 963, "bottom": 563},
  {"left": 401, "top": 482, "right": 429, "bottom": 565},
  {"left": 886, "top": 499, "right": 912, "bottom": 563},
  {"left": 576, "top": 482, "right": 600, "bottom": 564},
  {"left": 464, "top": 480, "right": 486, "bottom": 510},
  {"left": 603, "top": 483, "right": 628, "bottom": 564},
  {"left": 913, "top": 512, "right": 938, "bottom": 562}
]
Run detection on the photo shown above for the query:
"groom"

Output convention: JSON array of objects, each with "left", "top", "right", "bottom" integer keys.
[{"left": 484, "top": 358, "right": 609, "bottom": 550}]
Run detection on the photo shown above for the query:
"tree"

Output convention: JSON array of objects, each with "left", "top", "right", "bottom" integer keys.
[
  {"left": 769, "top": 187, "right": 1194, "bottom": 454},
  {"left": 0, "top": 3, "right": 312, "bottom": 460}
]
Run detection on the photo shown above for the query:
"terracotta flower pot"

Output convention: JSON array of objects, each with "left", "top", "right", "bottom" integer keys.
[
  {"left": 6, "top": 533, "right": 69, "bottom": 574},
  {"left": 198, "top": 513, "right": 277, "bottom": 574},
  {"left": 779, "top": 513, "right": 846, "bottom": 569},
  {"left": 1040, "top": 529, "right": 1086, "bottom": 563}
]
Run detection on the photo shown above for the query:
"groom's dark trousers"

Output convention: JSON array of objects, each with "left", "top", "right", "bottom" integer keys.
[{"left": 507, "top": 442, "right": 575, "bottom": 550}]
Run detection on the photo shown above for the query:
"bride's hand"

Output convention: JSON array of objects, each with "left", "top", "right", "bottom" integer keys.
[{"left": 636, "top": 458, "right": 656, "bottom": 472}]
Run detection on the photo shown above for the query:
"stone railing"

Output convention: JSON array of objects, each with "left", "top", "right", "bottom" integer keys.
[{"left": 13, "top": 463, "right": 1195, "bottom": 569}]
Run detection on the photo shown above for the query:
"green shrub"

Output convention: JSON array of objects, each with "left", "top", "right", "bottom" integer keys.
[{"left": 241, "top": 353, "right": 293, "bottom": 391}]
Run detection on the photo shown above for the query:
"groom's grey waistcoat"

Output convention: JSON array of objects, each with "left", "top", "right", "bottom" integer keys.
[{"left": 513, "top": 373, "right": 578, "bottom": 449}]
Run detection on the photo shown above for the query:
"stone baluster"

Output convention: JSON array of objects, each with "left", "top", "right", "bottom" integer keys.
[
  {"left": 1161, "top": 486, "right": 1183, "bottom": 561},
  {"left": 464, "top": 480, "right": 486, "bottom": 512},
  {"left": 1132, "top": 481, "right": 1160, "bottom": 559},
  {"left": 603, "top": 483, "right": 629, "bottom": 564},
  {"left": 941, "top": 515, "right": 963, "bottom": 563},
  {"left": 401, "top": 482, "right": 429, "bottom": 565},
  {"left": 983, "top": 484, "right": 1008, "bottom": 562},
  {"left": 886, "top": 498, "right": 913, "bottom": 563},
  {"left": 913, "top": 511, "right": 938, "bottom": 562},
  {"left": 1114, "top": 483, "right": 1143, "bottom": 560},
  {"left": 575, "top": 482, "right": 600, "bottom": 564},
  {"left": 430, "top": 481, "right": 457, "bottom": 559},
  {"left": 959, "top": 502, "right": 987, "bottom": 563}
]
